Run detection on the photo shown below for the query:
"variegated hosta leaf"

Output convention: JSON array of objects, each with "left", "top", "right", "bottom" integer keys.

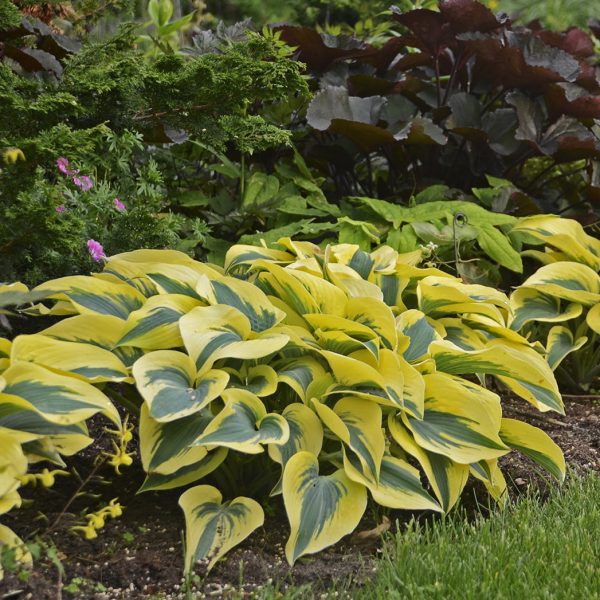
[
  {"left": 34, "top": 276, "right": 146, "bottom": 319},
  {"left": 394, "top": 372, "right": 508, "bottom": 464},
  {"left": 196, "top": 276, "right": 286, "bottom": 333},
  {"left": 0, "top": 361, "right": 120, "bottom": 426},
  {"left": 430, "top": 340, "right": 563, "bottom": 414},
  {"left": 277, "top": 357, "right": 328, "bottom": 402},
  {"left": 179, "top": 485, "right": 264, "bottom": 574},
  {"left": 0, "top": 525, "right": 32, "bottom": 578},
  {"left": 418, "top": 276, "right": 510, "bottom": 324},
  {"left": 469, "top": 459, "right": 507, "bottom": 506},
  {"left": 587, "top": 303, "right": 600, "bottom": 334},
  {"left": 324, "top": 262, "right": 384, "bottom": 300},
  {"left": 180, "top": 306, "right": 289, "bottom": 374},
  {"left": 24, "top": 430, "right": 93, "bottom": 463},
  {"left": 518, "top": 262, "right": 600, "bottom": 306},
  {"left": 509, "top": 288, "right": 582, "bottom": 331},
  {"left": 254, "top": 260, "right": 347, "bottom": 316},
  {"left": 224, "top": 244, "right": 295, "bottom": 273},
  {"left": 117, "top": 294, "right": 203, "bottom": 349},
  {"left": 312, "top": 396, "right": 384, "bottom": 482},
  {"left": 195, "top": 389, "right": 289, "bottom": 453},
  {"left": 145, "top": 263, "right": 219, "bottom": 298},
  {"left": 0, "top": 434, "right": 27, "bottom": 498},
  {"left": 389, "top": 418, "right": 469, "bottom": 512},
  {"left": 343, "top": 448, "right": 441, "bottom": 512},
  {"left": 268, "top": 403, "right": 323, "bottom": 495},
  {"left": 132, "top": 351, "right": 229, "bottom": 422},
  {"left": 41, "top": 314, "right": 126, "bottom": 349},
  {"left": 437, "top": 318, "right": 484, "bottom": 351},
  {"left": 283, "top": 451, "right": 367, "bottom": 565},
  {"left": 226, "top": 365, "right": 278, "bottom": 397},
  {"left": 499, "top": 418, "right": 566, "bottom": 482},
  {"left": 546, "top": 326, "right": 588, "bottom": 370},
  {"left": 344, "top": 296, "right": 398, "bottom": 350},
  {"left": 138, "top": 447, "right": 228, "bottom": 493},
  {"left": 396, "top": 309, "right": 442, "bottom": 363},
  {"left": 510, "top": 215, "right": 600, "bottom": 271},
  {"left": 10, "top": 334, "right": 129, "bottom": 383},
  {"left": 139, "top": 404, "right": 213, "bottom": 475}
]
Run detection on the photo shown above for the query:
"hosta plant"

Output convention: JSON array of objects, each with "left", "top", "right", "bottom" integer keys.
[{"left": 2, "top": 239, "right": 567, "bottom": 574}]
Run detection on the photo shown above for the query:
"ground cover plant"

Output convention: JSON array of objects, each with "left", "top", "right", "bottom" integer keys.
[{"left": 0, "top": 237, "right": 575, "bottom": 581}]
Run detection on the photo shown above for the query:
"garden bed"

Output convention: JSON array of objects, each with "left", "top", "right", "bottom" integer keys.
[{"left": 2, "top": 396, "right": 599, "bottom": 600}]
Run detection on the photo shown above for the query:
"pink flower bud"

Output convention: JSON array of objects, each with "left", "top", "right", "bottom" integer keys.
[
  {"left": 113, "top": 198, "right": 126, "bottom": 211},
  {"left": 87, "top": 239, "right": 106, "bottom": 262}
]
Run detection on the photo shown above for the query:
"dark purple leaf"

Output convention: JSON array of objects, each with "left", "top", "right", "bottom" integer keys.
[
  {"left": 540, "top": 115, "right": 598, "bottom": 156},
  {"left": 393, "top": 116, "right": 448, "bottom": 145},
  {"left": 439, "top": 0, "right": 503, "bottom": 33},
  {"left": 391, "top": 7, "right": 453, "bottom": 55},
  {"left": 482, "top": 109, "right": 520, "bottom": 156},
  {"left": 3, "top": 46, "right": 62, "bottom": 75},
  {"left": 535, "top": 27, "right": 594, "bottom": 58},
  {"left": 506, "top": 92, "right": 544, "bottom": 144},
  {"left": 329, "top": 120, "right": 395, "bottom": 151},
  {"left": 545, "top": 83, "right": 600, "bottom": 119}
]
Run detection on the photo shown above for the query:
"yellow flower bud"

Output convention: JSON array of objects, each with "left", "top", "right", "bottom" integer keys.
[
  {"left": 87, "top": 513, "right": 106, "bottom": 530},
  {"left": 71, "top": 524, "right": 98, "bottom": 540}
]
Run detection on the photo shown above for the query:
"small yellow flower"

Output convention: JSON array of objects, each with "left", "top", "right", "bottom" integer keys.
[
  {"left": 71, "top": 524, "right": 98, "bottom": 540},
  {"left": 86, "top": 513, "right": 106, "bottom": 530},
  {"left": 2, "top": 148, "right": 25, "bottom": 164},
  {"left": 101, "top": 498, "right": 124, "bottom": 519}
]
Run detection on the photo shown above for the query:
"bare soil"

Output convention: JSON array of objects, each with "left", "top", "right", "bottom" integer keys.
[{"left": 2, "top": 396, "right": 599, "bottom": 600}]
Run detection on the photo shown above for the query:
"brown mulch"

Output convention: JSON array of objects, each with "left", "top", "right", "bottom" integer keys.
[{"left": 1, "top": 396, "right": 599, "bottom": 600}]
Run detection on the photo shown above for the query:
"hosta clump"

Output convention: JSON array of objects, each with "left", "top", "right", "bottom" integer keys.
[{"left": 4, "top": 240, "right": 566, "bottom": 574}]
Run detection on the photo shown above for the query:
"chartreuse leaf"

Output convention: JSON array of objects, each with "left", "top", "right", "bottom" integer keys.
[
  {"left": 195, "top": 389, "right": 289, "bottom": 453},
  {"left": 41, "top": 314, "right": 126, "bottom": 349},
  {"left": 145, "top": 263, "right": 220, "bottom": 298},
  {"left": 283, "top": 451, "right": 367, "bottom": 565},
  {"left": 546, "top": 326, "right": 587, "bottom": 370},
  {"left": 388, "top": 418, "right": 469, "bottom": 512},
  {"left": 430, "top": 339, "right": 563, "bottom": 414},
  {"left": 34, "top": 276, "right": 146, "bottom": 319},
  {"left": 10, "top": 335, "right": 129, "bottom": 383},
  {"left": 226, "top": 364, "right": 278, "bottom": 397},
  {"left": 509, "top": 287, "right": 582, "bottom": 331},
  {"left": 133, "top": 350, "right": 229, "bottom": 422},
  {"left": 117, "top": 294, "right": 202, "bottom": 349},
  {"left": 277, "top": 357, "right": 328, "bottom": 402},
  {"left": 313, "top": 396, "right": 385, "bottom": 482},
  {"left": 224, "top": 245, "right": 295, "bottom": 273},
  {"left": 418, "top": 277, "right": 509, "bottom": 324},
  {"left": 518, "top": 262, "right": 600, "bottom": 306},
  {"left": 1, "top": 361, "right": 120, "bottom": 426},
  {"left": 469, "top": 459, "right": 507, "bottom": 506},
  {"left": 138, "top": 447, "right": 228, "bottom": 493},
  {"left": 398, "top": 373, "right": 508, "bottom": 464},
  {"left": 254, "top": 260, "right": 347, "bottom": 316},
  {"left": 179, "top": 485, "right": 264, "bottom": 574},
  {"left": 268, "top": 403, "right": 323, "bottom": 496},
  {"left": 180, "top": 306, "right": 289, "bottom": 374},
  {"left": 342, "top": 449, "right": 441, "bottom": 512},
  {"left": 197, "top": 276, "right": 286, "bottom": 333},
  {"left": 586, "top": 303, "right": 600, "bottom": 334},
  {"left": 499, "top": 418, "right": 566, "bottom": 482},
  {"left": 344, "top": 296, "right": 398, "bottom": 350},
  {"left": 139, "top": 403, "right": 213, "bottom": 475},
  {"left": 511, "top": 215, "right": 600, "bottom": 271}
]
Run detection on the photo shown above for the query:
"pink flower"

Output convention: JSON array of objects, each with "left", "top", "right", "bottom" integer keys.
[
  {"left": 73, "top": 175, "right": 93, "bottom": 191},
  {"left": 87, "top": 239, "right": 106, "bottom": 262},
  {"left": 113, "top": 198, "right": 126, "bottom": 211},
  {"left": 55, "top": 204, "right": 66, "bottom": 213},
  {"left": 57, "top": 157, "right": 79, "bottom": 176}
]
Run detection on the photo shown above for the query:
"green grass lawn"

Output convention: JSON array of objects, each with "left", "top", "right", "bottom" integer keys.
[{"left": 257, "top": 475, "right": 600, "bottom": 600}]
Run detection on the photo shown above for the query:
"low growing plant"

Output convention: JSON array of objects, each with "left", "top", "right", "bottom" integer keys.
[{"left": 0, "top": 236, "right": 569, "bottom": 575}]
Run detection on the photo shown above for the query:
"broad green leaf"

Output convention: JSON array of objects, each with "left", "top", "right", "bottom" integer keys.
[
  {"left": 546, "top": 326, "right": 587, "bottom": 370},
  {"left": 313, "top": 396, "right": 384, "bottom": 482},
  {"left": 509, "top": 287, "right": 582, "bottom": 331},
  {"left": 34, "top": 276, "right": 145, "bottom": 319},
  {"left": 477, "top": 224, "right": 523, "bottom": 272},
  {"left": 388, "top": 418, "right": 469, "bottom": 512},
  {"left": 268, "top": 403, "right": 323, "bottom": 495},
  {"left": 242, "top": 172, "right": 280, "bottom": 207},
  {"left": 397, "top": 373, "right": 508, "bottom": 464},
  {"left": 283, "top": 451, "right": 367, "bottom": 565},
  {"left": 133, "top": 350, "right": 228, "bottom": 422},
  {"left": 139, "top": 403, "right": 213, "bottom": 475},
  {"left": 10, "top": 335, "right": 129, "bottom": 383},
  {"left": 118, "top": 294, "right": 202, "bottom": 349},
  {"left": 342, "top": 449, "right": 441, "bottom": 512},
  {"left": 195, "top": 389, "right": 289, "bottom": 453},
  {"left": 430, "top": 339, "right": 563, "bottom": 414},
  {"left": 179, "top": 485, "right": 264, "bottom": 574},
  {"left": 499, "top": 418, "right": 566, "bottom": 482},
  {"left": 1, "top": 361, "right": 120, "bottom": 426}
]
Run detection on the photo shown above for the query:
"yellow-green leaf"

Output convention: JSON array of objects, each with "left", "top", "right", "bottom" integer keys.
[{"left": 546, "top": 326, "right": 588, "bottom": 370}]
